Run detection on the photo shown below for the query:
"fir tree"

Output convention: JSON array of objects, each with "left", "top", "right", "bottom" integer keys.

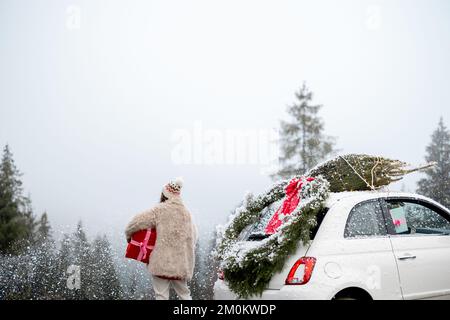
[
  {"left": 203, "top": 233, "right": 219, "bottom": 300},
  {"left": 90, "top": 235, "right": 123, "bottom": 299},
  {"left": 189, "top": 242, "right": 204, "bottom": 300},
  {"left": 0, "top": 144, "right": 35, "bottom": 254},
  {"left": 56, "top": 234, "right": 74, "bottom": 299},
  {"left": 129, "top": 269, "right": 138, "bottom": 298},
  {"left": 0, "top": 215, "right": 57, "bottom": 300},
  {"left": 32, "top": 213, "right": 57, "bottom": 299},
  {"left": 417, "top": 117, "right": 450, "bottom": 208},
  {"left": 21, "top": 196, "right": 37, "bottom": 244},
  {"left": 273, "top": 83, "right": 336, "bottom": 180},
  {"left": 188, "top": 233, "right": 220, "bottom": 300},
  {"left": 36, "top": 212, "right": 51, "bottom": 241},
  {"left": 124, "top": 262, "right": 154, "bottom": 300},
  {"left": 71, "top": 221, "right": 92, "bottom": 299},
  {"left": 28, "top": 230, "right": 58, "bottom": 299}
]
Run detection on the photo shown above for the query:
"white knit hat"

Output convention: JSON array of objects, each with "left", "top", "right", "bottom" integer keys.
[{"left": 162, "top": 177, "right": 184, "bottom": 199}]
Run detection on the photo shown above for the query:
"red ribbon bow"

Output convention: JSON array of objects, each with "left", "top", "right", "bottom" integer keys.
[{"left": 264, "top": 177, "right": 315, "bottom": 235}]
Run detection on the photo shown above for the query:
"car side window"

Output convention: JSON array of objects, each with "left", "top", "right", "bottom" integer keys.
[
  {"left": 345, "top": 200, "right": 387, "bottom": 238},
  {"left": 385, "top": 200, "right": 450, "bottom": 235}
]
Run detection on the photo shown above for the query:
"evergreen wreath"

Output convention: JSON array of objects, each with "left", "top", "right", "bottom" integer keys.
[{"left": 216, "top": 176, "right": 330, "bottom": 298}]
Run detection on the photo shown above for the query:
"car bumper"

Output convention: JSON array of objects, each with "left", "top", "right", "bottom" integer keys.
[{"left": 213, "top": 279, "right": 334, "bottom": 300}]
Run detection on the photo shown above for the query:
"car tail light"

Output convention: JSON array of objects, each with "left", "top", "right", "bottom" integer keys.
[
  {"left": 218, "top": 270, "right": 224, "bottom": 280},
  {"left": 285, "top": 257, "right": 316, "bottom": 285}
]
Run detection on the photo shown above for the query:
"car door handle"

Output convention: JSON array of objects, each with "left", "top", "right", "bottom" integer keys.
[{"left": 398, "top": 254, "right": 416, "bottom": 260}]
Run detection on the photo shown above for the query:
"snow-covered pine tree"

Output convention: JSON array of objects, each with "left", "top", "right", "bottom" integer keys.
[
  {"left": 71, "top": 221, "right": 92, "bottom": 299},
  {"left": 125, "top": 263, "right": 154, "bottom": 300},
  {"left": 0, "top": 144, "right": 35, "bottom": 254},
  {"left": 189, "top": 242, "right": 203, "bottom": 300},
  {"left": 273, "top": 83, "right": 336, "bottom": 180},
  {"left": 29, "top": 230, "right": 59, "bottom": 299},
  {"left": 56, "top": 233, "right": 73, "bottom": 299},
  {"left": 90, "top": 235, "right": 123, "bottom": 299},
  {"left": 117, "top": 255, "right": 154, "bottom": 300},
  {"left": 27, "top": 213, "right": 59, "bottom": 299},
  {"left": 36, "top": 212, "right": 51, "bottom": 240},
  {"left": 417, "top": 117, "right": 450, "bottom": 208},
  {"left": 20, "top": 195, "right": 37, "bottom": 245},
  {"left": 0, "top": 215, "right": 58, "bottom": 300},
  {"left": 202, "top": 233, "right": 219, "bottom": 300},
  {"left": 187, "top": 236, "right": 219, "bottom": 300},
  {"left": 190, "top": 239, "right": 218, "bottom": 300}
]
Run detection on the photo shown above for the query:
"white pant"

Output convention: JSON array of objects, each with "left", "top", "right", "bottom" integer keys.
[{"left": 151, "top": 275, "right": 192, "bottom": 300}]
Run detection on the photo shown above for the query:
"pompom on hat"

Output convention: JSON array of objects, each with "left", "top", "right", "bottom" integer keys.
[{"left": 162, "top": 177, "right": 184, "bottom": 199}]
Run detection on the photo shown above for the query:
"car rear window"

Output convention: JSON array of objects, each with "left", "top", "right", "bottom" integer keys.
[
  {"left": 237, "top": 199, "right": 283, "bottom": 241},
  {"left": 239, "top": 200, "right": 328, "bottom": 241}
]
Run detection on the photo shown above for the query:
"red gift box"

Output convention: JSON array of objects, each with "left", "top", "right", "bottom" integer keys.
[{"left": 125, "top": 229, "right": 157, "bottom": 264}]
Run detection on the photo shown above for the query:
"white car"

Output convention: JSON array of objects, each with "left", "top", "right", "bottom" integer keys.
[{"left": 214, "top": 191, "right": 450, "bottom": 300}]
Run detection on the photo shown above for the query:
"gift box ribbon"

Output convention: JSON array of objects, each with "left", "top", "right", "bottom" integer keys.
[{"left": 130, "top": 229, "right": 154, "bottom": 261}]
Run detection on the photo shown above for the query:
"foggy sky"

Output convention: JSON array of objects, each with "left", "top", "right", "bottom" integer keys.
[{"left": 1, "top": 0, "right": 450, "bottom": 242}]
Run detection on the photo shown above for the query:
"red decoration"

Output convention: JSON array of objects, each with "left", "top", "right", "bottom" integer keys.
[
  {"left": 265, "top": 177, "right": 315, "bottom": 235},
  {"left": 125, "top": 229, "right": 157, "bottom": 264}
]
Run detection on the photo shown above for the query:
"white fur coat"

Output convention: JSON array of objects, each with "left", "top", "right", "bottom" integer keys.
[{"left": 125, "top": 197, "right": 197, "bottom": 280}]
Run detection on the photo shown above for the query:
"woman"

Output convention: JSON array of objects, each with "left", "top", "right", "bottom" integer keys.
[{"left": 125, "top": 177, "right": 197, "bottom": 300}]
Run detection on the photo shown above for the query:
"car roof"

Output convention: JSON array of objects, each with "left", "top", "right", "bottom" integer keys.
[{"left": 325, "top": 190, "right": 450, "bottom": 212}]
